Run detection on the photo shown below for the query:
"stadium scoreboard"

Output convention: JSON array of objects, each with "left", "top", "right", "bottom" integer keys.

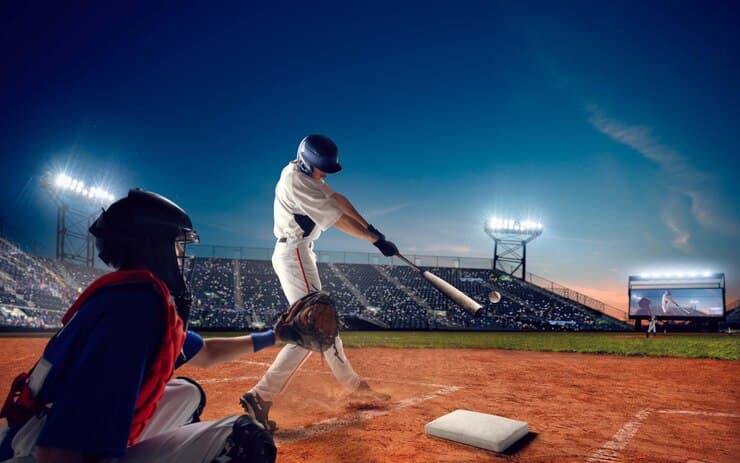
[{"left": 628, "top": 273, "right": 725, "bottom": 320}]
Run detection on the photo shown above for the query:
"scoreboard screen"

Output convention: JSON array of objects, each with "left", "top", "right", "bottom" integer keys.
[
  {"left": 628, "top": 273, "right": 725, "bottom": 319},
  {"left": 629, "top": 288, "right": 724, "bottom": 318}
]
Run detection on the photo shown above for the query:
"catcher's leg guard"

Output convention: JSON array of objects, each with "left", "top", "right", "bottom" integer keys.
[
  {"left": 176, "top": 376, "right": 207, "bottom": 423},
  {"left": 239, "top": 391, "right": 276, "bottom": 433},
  {"left": 210, "top": 415, "right": 277, "bottom": 463}
]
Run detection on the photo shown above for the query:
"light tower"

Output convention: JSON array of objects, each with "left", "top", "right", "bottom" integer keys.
[
  {"left": 41, "top": 172, "right": 116, "bottom": 267},
  {"left": 484, "top": 217, "right": 543, "bottom": 280}
]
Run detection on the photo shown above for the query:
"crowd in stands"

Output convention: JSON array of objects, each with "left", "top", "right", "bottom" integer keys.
[
  {"left": 1, "top": 237, "right": 632, "bottom": 332},
  {"left": 1, "top": 237, "right": 109, "bottom": 329}
]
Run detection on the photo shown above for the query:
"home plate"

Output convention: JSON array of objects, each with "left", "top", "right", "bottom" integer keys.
[{"left": 425, "top": 409, "right": 528, "bottom": 453}]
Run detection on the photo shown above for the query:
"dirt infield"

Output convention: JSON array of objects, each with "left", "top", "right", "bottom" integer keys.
[{"left": 1, "top": 338, "right": 738, "bottom": 462}]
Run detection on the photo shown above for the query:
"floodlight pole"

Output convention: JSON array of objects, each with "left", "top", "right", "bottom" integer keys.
[
  {"left": 56, "top": 206, "right": 64, "bottom": 260},
  {"left": 42, "top": 174, "right": 100, "bottom": 268},
  {"left": 54, "top": 202, "right": 97, "bottom": 267},
  {"left": 491, "top": 238, "right": 528, "bottom": 280},
  {"left": 486, "top": 224, "right": 541, "bottom": 281}
]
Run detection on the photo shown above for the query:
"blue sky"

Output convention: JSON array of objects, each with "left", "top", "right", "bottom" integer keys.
[{"left": 1, "top": 1, "right": 738, "bottom": 309}]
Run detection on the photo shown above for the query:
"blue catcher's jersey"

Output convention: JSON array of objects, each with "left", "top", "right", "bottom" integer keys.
[{"left": 0, "top": 283, "right": 204, "bottom": 460}]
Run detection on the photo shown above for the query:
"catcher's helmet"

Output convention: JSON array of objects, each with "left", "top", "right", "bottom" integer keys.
[
  {"left": 89, "top": 189, "right": 198, "bottom": 248},
  {"left": 296, "top": 134, "right": 342, "bottom": 175},
  {"left": 89, "top": 189, "right": 200, "bottom": 326}
]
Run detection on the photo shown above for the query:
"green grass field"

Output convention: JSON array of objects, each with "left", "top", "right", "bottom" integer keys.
[
  {"left": 199, "top": 331, "right": 740, "bottom": 361},
  {"left": 7, "top": 330, "right": 737, "bottom": 360}
]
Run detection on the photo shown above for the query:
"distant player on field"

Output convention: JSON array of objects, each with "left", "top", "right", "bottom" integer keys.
[{"left": 646, "top": 314, "right": 657, "bottom": 338}]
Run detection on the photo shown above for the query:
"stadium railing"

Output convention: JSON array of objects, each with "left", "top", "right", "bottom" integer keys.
[{"left": 525, "top": 272, "right": 627, "bottom": 321}]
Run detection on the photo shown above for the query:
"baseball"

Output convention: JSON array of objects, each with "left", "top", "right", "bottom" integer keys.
[{"left": 488, "top": 290, "right": 501, "bottom": 304}]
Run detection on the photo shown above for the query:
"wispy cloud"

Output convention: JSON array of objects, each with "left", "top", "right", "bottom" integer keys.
[
  {"left": 546, "top": 234, "right": 614, "bottom": 245},
  {"left": 405, "top": 243, "right": 476, "bottom": 256},
  {"left": 588, "top": 107, "right": 737, "bottom": 250},
  {"left": 660, "top": 197, "right": 691, "bottom": 251},
  {"left": 364, "top": 202, "right": 410, "bottom": 219}
]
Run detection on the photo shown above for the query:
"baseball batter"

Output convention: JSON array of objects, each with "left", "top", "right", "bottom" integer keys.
[
  {"left": 661, "top": 290, "right": 680, "bottom": 314},
  {"left": 241, "top": 134, "right": 397, "bottom": 431}
]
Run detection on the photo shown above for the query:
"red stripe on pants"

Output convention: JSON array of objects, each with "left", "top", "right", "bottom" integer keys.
[{"left": 295, "top": 248, "right": 310, "bottom": 293}]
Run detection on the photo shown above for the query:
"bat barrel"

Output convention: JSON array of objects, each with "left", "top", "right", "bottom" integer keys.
[{"left": 396, "top": 252, "right": 482, "bottom": 316}]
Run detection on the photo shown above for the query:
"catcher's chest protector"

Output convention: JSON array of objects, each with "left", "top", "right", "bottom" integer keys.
[{"left": 0, "top": 270, "right": 185, "bottom": 446}]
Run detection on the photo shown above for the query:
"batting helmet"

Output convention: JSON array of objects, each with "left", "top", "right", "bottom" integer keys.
[
  {"left": 296, "top": 134, "right": 342, "bottom": 175},
  {"left": 89, "top": 188, "right": 200, "bottom": 326}
]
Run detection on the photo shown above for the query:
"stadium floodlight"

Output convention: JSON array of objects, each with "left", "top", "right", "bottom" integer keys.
[
  {"left": 42, "top": 170, "right": 118, "bottom": 268},
  {"left": 484, "top": 217, "right": 544, "bottom": 242},
  {"left": 49, "top": 172, "right": 116, "bottom": 204},
  {"left": 638, "top": 270, "right": 717, "bottom": 280}
]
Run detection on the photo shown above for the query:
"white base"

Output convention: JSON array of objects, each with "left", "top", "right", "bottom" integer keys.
[{"left": 425, "top": 409, "right": 528, "bottom": 453}]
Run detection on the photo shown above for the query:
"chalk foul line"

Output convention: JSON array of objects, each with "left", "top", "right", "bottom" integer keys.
[
  {"left": 585, "top": 408, "right": 739, "bottom": 462},
  {"left": 585, "top": 409, "right": 652, "bottom": 463},
  {"left": 657, "top": 409, "right": 740, "bottom": 418}
]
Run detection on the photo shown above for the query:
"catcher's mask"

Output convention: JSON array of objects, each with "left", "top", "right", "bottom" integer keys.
[{"left": 89, "top": 188, "right": 200, "bottom": 327}]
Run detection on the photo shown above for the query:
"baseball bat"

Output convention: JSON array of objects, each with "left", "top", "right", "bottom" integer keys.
[{"left": 395, "top": 253, "right": 483, "bottom": 316}]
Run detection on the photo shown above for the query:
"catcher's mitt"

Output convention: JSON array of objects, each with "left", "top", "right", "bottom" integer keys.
[{"left": 274, "top": 291, "right": 339, "bottom": 353}]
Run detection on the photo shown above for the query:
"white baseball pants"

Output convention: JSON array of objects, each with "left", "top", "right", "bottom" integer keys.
[
  {"left": 250, "top": 240, "right": 360, "bottom": 401},
  {"left": 0, "top": 379, "right": 237, "bottom": 463}
]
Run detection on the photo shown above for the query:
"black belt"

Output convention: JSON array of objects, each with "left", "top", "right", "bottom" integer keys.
[{"left": 278, "top": 237, "right": 287, "bottom": 243}]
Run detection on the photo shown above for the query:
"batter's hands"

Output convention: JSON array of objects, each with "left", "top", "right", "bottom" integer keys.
[
  {"left": 367, "top": 224, "right": 385, "bottom": 241},
  {"left": 373, "top": 237, "right": 398, "bottom": 257}
]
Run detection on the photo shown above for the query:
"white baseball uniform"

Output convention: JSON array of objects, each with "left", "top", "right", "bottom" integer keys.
[
  {"left": 647, "top": 316, "right": 657, "bottom": 335},
  {"left": 249, "top": 162, "right": 361, "bottom": 402},
  {"left": 661, "top": 292, "right": 677, "bottom": 314},
  {"left": 0, "top": 378, "right": 238, "bottom": 463}
]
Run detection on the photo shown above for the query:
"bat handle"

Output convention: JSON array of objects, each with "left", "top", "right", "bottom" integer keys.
[{"left": 395, "top": 253, "right": 420, "bottom": 272}]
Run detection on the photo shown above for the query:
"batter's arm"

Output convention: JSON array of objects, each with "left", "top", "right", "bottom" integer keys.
[
  {"left": 331, "top": 193, "right": 369, "bottom": 228},
  {"left": 334, "top": 214, "right": 378, "bottom": 242}
]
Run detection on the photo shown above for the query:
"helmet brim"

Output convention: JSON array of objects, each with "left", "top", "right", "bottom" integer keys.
[{"left": 323, "top": 162, "right": 342, "bottom": 174}]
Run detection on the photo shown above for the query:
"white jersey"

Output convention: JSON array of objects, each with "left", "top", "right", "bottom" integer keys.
[
  {"left": 273, "top": 162, "right": 342, "bottom": 243},
  {"left": 661, "top": 292, "right": 676, "bottom": 313},
  {"left": 253, "top": 161, "right": 361, "bottom": 402}
]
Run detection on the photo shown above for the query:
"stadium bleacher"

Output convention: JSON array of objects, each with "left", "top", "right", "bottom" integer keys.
[{"left": 1, "top": 236, "right": 632, "bottom": 332}]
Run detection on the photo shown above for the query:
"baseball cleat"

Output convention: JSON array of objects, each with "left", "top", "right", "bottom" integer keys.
[
  {"left": 239, "top": 391, "right": 277, "bottom": 433},
  {"left": 349, "top": 380, "right": 391, "bottom": 401},
  {"left": 211, "top": 415, "right": 277, "bottom": 463}
]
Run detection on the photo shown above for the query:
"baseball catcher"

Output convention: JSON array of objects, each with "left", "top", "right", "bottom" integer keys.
[{"left": 272, "top": 291, "right": 339, "bottom": 354}]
